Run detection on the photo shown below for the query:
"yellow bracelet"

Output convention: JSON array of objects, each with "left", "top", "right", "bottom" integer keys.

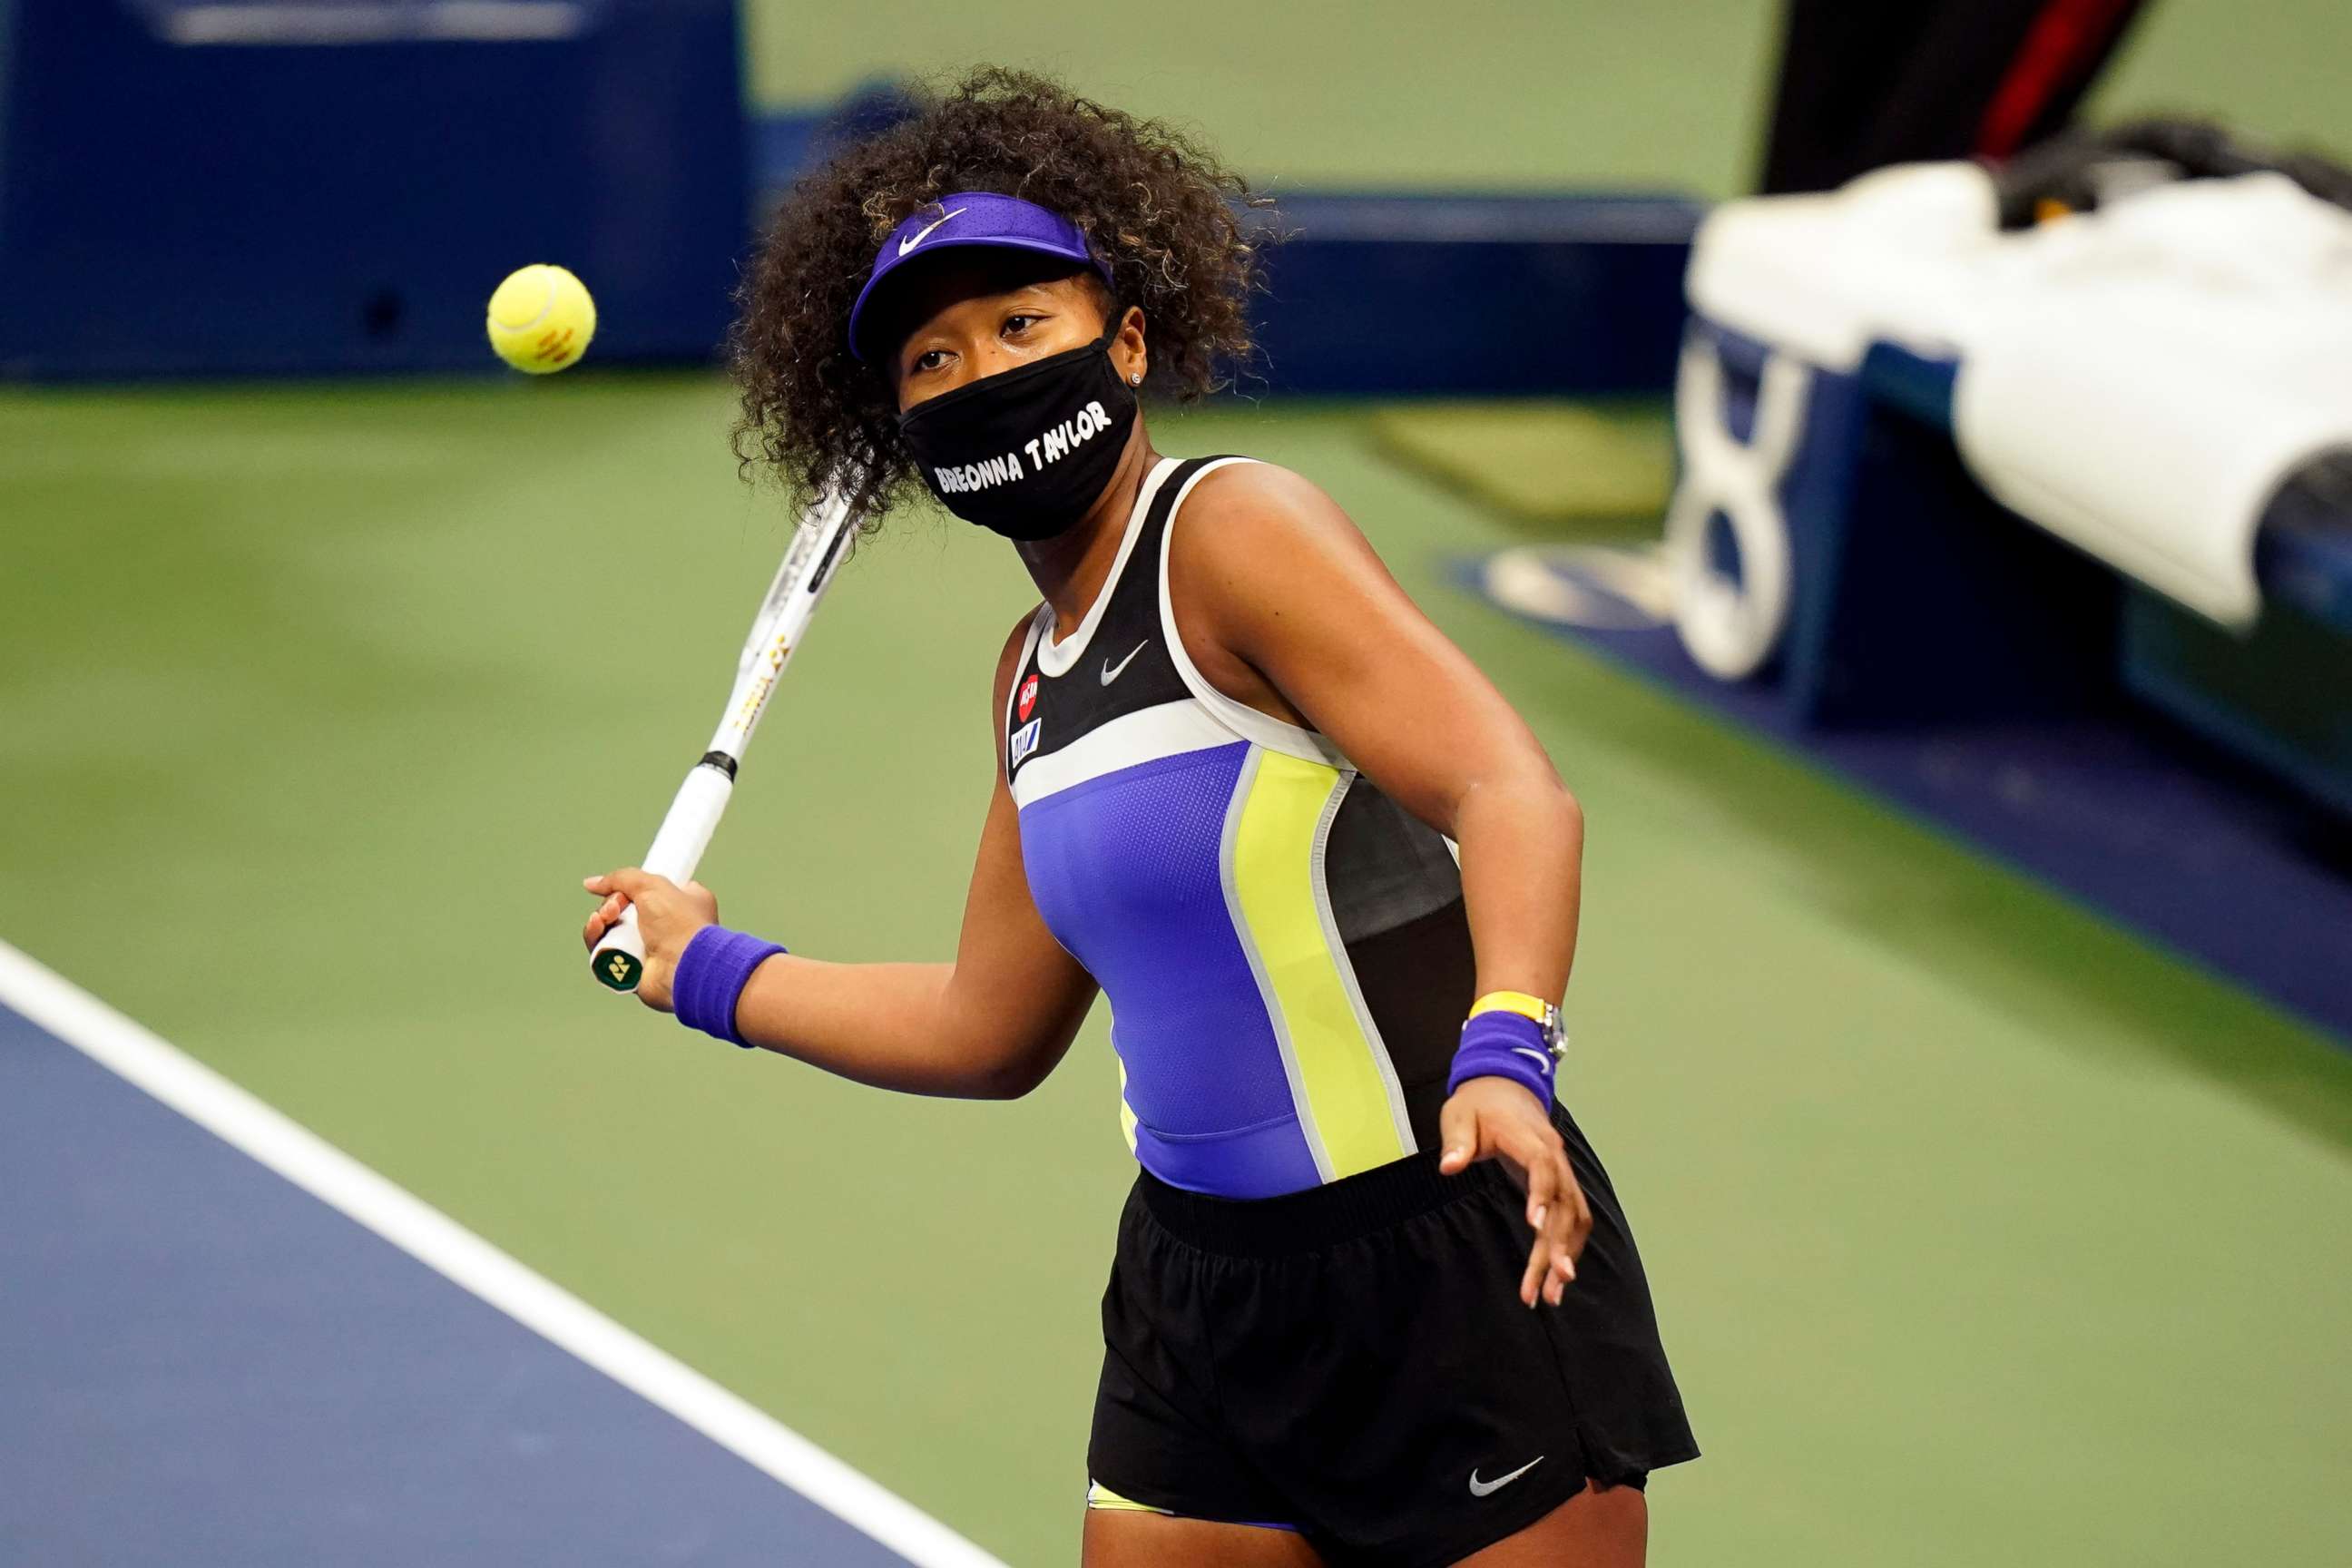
[{"left": 1468, "top": 989, "right": 1554, "bottom": 1024}]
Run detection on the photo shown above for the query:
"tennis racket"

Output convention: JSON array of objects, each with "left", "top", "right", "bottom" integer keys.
[{"left": 589, "top": 487, "right": 859, "bottom": 993}]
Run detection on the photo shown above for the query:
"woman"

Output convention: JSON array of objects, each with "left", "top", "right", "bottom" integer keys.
[{"left": 583, "top": 69, "right": 1695, "bottom": 1568}]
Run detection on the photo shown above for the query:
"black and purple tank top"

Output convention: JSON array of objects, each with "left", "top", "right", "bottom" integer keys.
[{"left": 1005, "top": 455, "right": 1475, "bottom": 1199}]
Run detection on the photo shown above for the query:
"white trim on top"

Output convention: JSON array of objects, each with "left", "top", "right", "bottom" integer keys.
[
  {"left": 1033, "top": 457, "right": 1179, "bottom": 679},
  {"left": 0, "top": 938, "right": 1006, "bottom": 1568},
  {"left": 1010, "top": 699, "right": 1238, "bottom": 809},
  {"left": 1154, "top": 458, "right": 1346, "bottom": 767}
]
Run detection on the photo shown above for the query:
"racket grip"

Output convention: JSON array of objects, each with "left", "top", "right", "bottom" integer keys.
[
  {"left": 588, "top": 761, "right": 735, "bottom": 995},
  {"left": 590, "top": 905, "right": 649, "bottom": 992}
]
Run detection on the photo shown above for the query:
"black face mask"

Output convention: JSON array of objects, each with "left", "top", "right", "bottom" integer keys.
[{"left": 897, "top": 328, "right": 1138, "bottom": 541}]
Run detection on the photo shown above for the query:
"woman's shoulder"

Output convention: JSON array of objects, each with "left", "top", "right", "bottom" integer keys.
[
  {"left": 1183, "top": 455, "right": 1327, "bottom": 515},
  {"left": 1171, "top": 456, "right": 1383, "bottom": 583}
]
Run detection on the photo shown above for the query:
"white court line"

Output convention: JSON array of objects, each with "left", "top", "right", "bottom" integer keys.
[{"left": 0, "top": 938, "right": 1007, "bottom": 1568}]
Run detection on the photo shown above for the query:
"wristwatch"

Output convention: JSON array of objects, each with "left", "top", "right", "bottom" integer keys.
[{"left": 1467, "top": 990, "right": 1568, "bottom": 1063}]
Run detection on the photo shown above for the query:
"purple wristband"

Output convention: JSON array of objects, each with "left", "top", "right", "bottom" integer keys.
[
  {"left": 1446, "top": 1009, "right": 1556, "bottom": 1107},
  {"left": 671, "top": 926, "right": 787, "bottom": 1048}
]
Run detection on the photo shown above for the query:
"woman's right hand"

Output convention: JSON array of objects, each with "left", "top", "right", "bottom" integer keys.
[{"left": 580, "top": 867, "right": 720, "bottom": 1013}]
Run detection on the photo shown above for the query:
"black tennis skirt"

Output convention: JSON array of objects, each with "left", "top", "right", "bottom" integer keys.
[{"left": 1087, "top": 1101, "right": 1699, "bottom": 1567}]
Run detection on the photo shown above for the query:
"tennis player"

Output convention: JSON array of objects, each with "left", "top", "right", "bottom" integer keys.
[{"left": 583, "top": 69, "right": 1695, "bottom": 1567}]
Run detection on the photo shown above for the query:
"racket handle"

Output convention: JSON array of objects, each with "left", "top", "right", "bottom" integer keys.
[
  {"left": 590, "top": 905, "right": 649, "bottom": 992},
  {"left": 642, "top": 761, "right": 734, "bottom": 883},
  {"left": 588, "top": 760, "right": 735, "bottom": 995}
]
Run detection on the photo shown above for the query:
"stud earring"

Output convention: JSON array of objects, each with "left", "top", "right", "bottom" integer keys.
[{"left": 1130, "top": 371, "right": 1143, "bottom": 386}]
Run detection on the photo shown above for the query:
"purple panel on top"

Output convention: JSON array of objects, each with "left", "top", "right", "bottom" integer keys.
[
  {"left": 1132, "top": 1115, "right": 1325, "bottom": 1199},
  {"left": 1019, "top": 742, "right": 1320, "bottom": 1194}
]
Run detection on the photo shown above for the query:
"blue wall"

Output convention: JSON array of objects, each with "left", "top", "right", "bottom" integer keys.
[{"left": 0, "top": 0, "right": 744, "bottom": 377}]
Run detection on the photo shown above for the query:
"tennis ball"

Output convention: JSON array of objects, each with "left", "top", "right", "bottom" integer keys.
[{"left": 486, "top": 264, "right": 596, "bottom": 374}]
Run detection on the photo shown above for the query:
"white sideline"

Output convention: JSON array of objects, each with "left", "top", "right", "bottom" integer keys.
[{"left": 0, "top": 939, "right": 1006, "bottom": 1568}]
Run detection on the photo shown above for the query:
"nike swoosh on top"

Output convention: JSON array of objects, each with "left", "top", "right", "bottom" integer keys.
[
  {"left": 1467, "top": 1456, "right": 1544, "bottom": 1497},
  {"left": 1100, "top": 640, "right": 1151, "bottom": 686},
  {"left": 897, "top": 208, "right": 967, "bottom": 257}
]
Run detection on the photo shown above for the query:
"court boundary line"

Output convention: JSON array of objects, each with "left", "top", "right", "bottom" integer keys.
[{"left": 0, "top": 938, "right": 1007, "bottom": 1568}]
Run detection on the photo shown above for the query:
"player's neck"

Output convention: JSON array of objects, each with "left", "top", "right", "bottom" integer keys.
[{"left": 1019, "top": 423, "right": 1160, "bottom": 639}]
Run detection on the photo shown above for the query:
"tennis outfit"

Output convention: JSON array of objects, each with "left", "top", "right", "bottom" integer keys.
[{"left": 1006, "top": 455, "right": 1696, "bottom": 1565}]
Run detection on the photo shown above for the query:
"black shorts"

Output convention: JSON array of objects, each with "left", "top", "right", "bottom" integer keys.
[{"left": 1088, "top": 1103, "right": 1699, "bottom": 1568}]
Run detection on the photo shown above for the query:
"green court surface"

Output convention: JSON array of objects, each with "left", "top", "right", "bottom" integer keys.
[
  {"left": 5, "top": 377, "right": 2347, "bottom": 1565},
  {"left": 1368, "top": 400, "right": 1674, "bottom": 529}
]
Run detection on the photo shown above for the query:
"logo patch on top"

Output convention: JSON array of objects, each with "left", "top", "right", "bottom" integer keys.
[
  {"left": 1010, "top": 717, "right": 1043, "bottom": 768},
  {"left": 1016, "top": 671, "right": 1039, "bottom": 721}
]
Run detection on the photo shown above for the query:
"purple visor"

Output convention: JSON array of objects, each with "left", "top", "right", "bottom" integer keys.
[{"left": 847, "top": 191, "right": 1113, "bottom": 362}]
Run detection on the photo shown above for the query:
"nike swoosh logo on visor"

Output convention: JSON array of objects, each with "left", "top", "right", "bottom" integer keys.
[
  {"left": 1467, "top": 1456, "right": 1544, "bottom": 1497},
  {"left": 1100, "top": 640, "right": 1150, "bottom": 686},
  {"left": 898, "top": 208, "right": 967, "bottom": 257}
]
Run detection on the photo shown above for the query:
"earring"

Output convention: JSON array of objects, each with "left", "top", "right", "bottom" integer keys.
[{"left": 1130, "top": 371, "right": 1143, "bottom": 386}]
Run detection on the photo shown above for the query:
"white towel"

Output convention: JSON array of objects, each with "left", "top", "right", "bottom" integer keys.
[
  {"left": 1683, "top": 165, "right": 2352, "bottom": 629},
  {"left": 1951, "top": 174, "right": 2352, "bottom": 627}
]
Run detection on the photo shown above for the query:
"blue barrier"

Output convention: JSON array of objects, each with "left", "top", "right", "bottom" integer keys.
[
  {"left": 2, "top": 25, "right": 1694, "bottom": 399},
  {"left": 1856, "top": 347, "right": 2352, "bottom": 817},
  {"left": 1674, "top": 322, "right": 2352, "bottom": 813},
  {"left": 752, "top": 117, "right": 1701, "bottom": 400},
  {"left": 1246, "top": 194, "right": 1699, "bottom": 397},
  {"left": 0, "top": 0, "right": 745, "bottom": 377}
]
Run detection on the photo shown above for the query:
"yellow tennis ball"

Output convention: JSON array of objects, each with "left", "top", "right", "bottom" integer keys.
[{"left": 486, "top": 264, "right": 596, "bottom": 374}]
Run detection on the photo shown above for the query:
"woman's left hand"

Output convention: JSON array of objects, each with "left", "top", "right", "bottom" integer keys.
[{"left": 1438, "top": 1077, "right": 1591, "bottom": 1308}]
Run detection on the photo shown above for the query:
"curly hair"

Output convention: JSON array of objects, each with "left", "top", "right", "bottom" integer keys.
[{"left": 729, "top": 67, "right": 1269, "bottom": 522}]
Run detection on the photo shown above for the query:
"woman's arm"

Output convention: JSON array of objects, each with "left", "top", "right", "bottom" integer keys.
[
  {"left": 583, "top": 616, "right": 1099, "bottom": 1101},
  {"left": 1172, "top": 465, "right": 1584, "bottom": 1004},
  {"left": 1170, "top": 461, "right": 1591, "bottom": 1305}
]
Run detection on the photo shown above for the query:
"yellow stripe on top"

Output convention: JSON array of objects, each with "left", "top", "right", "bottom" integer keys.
[
  {"left": 1227, "top": 750, "right": 1411, "bottom": 1180},
  {"left": 1086, "top": 1482, "right": 1171, "bottom": 1514},
  {"left": 1114, "top": 1056, "right": 1140, "bottom": 1155}
]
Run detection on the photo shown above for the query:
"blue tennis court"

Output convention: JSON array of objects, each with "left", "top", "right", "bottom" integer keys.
[{"left": 0, "top": 959, "right": 994, "bottom": 1567}]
